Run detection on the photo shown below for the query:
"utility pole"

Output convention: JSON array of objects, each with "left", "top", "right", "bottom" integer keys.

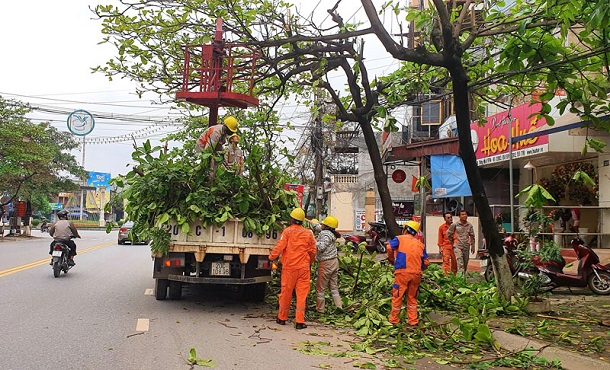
[{"left": 312, "top": 91, "right": 325, "bottom": 219}]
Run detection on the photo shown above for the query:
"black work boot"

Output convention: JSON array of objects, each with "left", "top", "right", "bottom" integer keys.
[
  {"left": 276, "top": 317, "right": 286, "bottom": 325},
  {"left": 295, "top": 323, "right": 307, "bottom": 330}
]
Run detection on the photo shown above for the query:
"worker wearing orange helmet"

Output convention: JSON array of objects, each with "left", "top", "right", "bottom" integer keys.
[
  {"left": 315, "top": 215, "right": 342, "bottom": 313},
  {"left": 387, "top": 220, "right": 429, "bottom": 327},
  {"left": 269, "top": 207, "right": 317, "bottom": 329},
  {"left": 195, "top": 115, "right": 238, "bottom": 153}
]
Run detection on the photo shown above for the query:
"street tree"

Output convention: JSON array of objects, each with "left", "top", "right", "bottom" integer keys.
[
  {"left": 0, "top": 96, "right": 86, "bottom": 213},
  {"left": 93, "top": 0, "right": 610, "bottom": 299}
]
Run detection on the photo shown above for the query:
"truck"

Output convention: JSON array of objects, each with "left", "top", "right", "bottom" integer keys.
[{"left": 153, "top": 219, "right": 281, "bottom": 301}]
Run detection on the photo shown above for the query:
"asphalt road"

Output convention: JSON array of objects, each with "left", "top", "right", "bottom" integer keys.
[{"left": 1, "top": 230, "right": 400, "bottom": 370}]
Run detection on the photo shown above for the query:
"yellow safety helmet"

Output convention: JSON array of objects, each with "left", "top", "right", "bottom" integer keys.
[
  {"left": 321, "top": 216, "right": 339, "bottom": 230},
  {"left": 224, "top": 116, "right": 238, "bottom": 132},
  {"left": 311, "top": 218, "right": 319, "bottom": 224},
  {"left": 405, "top": 220, "right": 420, "bottom": 235},
  {"left": 289, "top": 208, "right": 305, "bottom": 222},
  {"left": 228, "top": 133, "right": 239, "bottom": 140}
]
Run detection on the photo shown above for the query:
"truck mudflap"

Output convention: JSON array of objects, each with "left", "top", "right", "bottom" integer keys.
[{"left": 167, "top": 274, "right": 272, "bottom": 285}]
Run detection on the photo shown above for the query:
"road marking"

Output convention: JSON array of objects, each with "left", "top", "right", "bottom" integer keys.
[
  {"left": 136, "top": 318, "right": 150, "bottom": 332},
  {"left": 144, "top": 289, "right": 154, "bottom": 295},
  {"left": 0, "top": 241, "right": 116, "bottom": 278}
]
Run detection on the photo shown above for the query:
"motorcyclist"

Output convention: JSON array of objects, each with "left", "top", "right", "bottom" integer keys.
[{"left": 49, "top": 210, "right": 81, "bottom": 266}]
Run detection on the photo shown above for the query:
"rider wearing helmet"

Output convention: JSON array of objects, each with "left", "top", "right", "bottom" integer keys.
[
  {"left": 314, "top": 215, "right": 342, "bottom": 313},
  {"left": 49, "top": 210, "right": 81, "bottom": 265},
  {"left": 268, "top": 208, "right": 316, "bottom": 329},
  {"left": 387, "top": 220, "right": 429, "bottom": 327}
]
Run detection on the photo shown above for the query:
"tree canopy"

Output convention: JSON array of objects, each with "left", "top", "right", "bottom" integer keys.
[
  {"left": 92, "top": 0, "right": 610, "bottom": 298},
  {"left": 0, "top": 96, "right": 86, "bottom": 209}
]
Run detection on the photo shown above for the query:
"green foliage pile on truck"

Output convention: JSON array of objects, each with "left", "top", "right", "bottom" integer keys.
[{"left": 109, "top": 135, "right": 298, "bottom": 300}]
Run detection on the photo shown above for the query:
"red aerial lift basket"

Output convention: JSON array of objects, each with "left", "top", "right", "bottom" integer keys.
[{"left": 176, "top": 43, "right": 260, "bottom": 109}]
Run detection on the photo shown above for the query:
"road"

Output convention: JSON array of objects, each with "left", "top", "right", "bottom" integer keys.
[{"left": 1, "top": 230, "right": 394, "bottom": 370}]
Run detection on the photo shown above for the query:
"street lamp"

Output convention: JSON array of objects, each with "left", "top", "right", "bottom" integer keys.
[{"left": 524, "top": 161, "right": 537, "bottom": 184}]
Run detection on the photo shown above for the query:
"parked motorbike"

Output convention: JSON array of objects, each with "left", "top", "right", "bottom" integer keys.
[
  {"left": 40, "top": 221, "right": 49, "bottom": 233},
  {"left": 343, "top": 221, "right": 388, "bottom": 253},
  {"left": 535, "top": 236, "right": 610, "bottom": 295},
  {"left": 50, "top": 241, "right": 73, "bottom": 278},
  {"left": 480, "top": 235, "right": 525, "bottom": 282}
]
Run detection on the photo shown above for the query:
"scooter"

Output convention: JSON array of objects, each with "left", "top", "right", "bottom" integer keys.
[
  {"left": 50, "top": 241, "right": 73, "bottom": 278},
  {"left": 343, "top": 222, "right": 388, "bottom": 253},
  {"left": 535, "top": 236, "right": 610, "bottom": 295},
  {"left": 479, "top": 235, "right": 540, "bottom": 282}
]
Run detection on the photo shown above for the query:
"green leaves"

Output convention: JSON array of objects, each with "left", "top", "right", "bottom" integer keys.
[
  {"left": 515, "top": 184, "right": 556, "bottom": 208},
  {"left": 187, "top": 347, "right": 217, "bottom": 367}
]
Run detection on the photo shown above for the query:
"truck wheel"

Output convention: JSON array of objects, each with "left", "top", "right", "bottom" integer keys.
[
  {"left": 248, "top": 282, "right": 267, "bottom": 302},
  {"left": 155, "top": 279, "right": 169, "bottom": 300},
  {"left": 168, "top": 281, "right": 183, "bottom": 300}
]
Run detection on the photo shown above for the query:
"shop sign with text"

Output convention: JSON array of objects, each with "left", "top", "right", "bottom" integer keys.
[{"left": 470, "top": 103, "right": 549, "bottom": 166}]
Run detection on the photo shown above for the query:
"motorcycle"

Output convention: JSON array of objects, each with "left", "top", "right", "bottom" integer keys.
[
  {"left": 479, "top": 235, "right": 539, "bottom": 282},
  {"left": 50, "top": 241, "right": 73, "bottom": 278},
  {"left": 535, "top": 236, "right": 610, "bottom": 295},
  {"left": 343, "top": 221, "right": 388, "bottom": 253},
  {"left": 40, "top": 221, "right": 49, "bottom": 233}
]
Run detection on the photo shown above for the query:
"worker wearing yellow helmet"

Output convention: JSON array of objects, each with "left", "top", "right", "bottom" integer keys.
[
  {"left": 387, "top": 220, "right": 429, "bottom": 327},
  {"left": 315, "top": 215, "right": 343, "bottom": 313},
  {"left": 195, "top": 115, "right": 238, "bottom": 153},
  {"left": 268, "top": 208, "right": 317, "bottom": 329}
]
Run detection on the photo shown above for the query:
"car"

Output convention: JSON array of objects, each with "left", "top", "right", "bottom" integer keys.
[{"left": 118, "top": 221, "right": 148, "bottom": 245}]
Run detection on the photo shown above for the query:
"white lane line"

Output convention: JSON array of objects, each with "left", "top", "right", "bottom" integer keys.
[
  {"left": 136, "top": 318, "right": 150, "bottom": 332},
  {"left": 144, "top": 289, "right": 153, "bottom": 295}
]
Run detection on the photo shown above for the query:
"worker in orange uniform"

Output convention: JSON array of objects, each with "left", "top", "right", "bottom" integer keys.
[
  {"left": 268, "top": 208, "right": 317, "bottom": 329},
  {"left": 437, "top": 212, "right": 457, "bottom": 275},
  {"left": 195, "top": 115, "right": 238, "bottom": 153},
  {"left": 387, "top": 220, "right": 429, "bottom": 327}
]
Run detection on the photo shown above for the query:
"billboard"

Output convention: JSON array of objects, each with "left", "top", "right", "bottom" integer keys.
[
  {"left": 470, "top": 102, "right": 549, "bottom": 166},
  {"left": 87, "top": 171, "right": 111, "bottom": 188}
]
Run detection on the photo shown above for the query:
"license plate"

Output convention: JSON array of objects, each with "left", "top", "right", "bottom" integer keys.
[
  {"left": 211, "top": 262, "right": 230, "bottom": 276},
  {"left": 52, "top": 251, "right": 63, "bottom": 257},
  {"left": 479, "top": 259, "right": 488, "bottom": 268}
]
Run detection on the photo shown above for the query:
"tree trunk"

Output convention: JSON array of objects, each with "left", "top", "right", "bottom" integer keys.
[
  {"left": 449, "top": 62, "right": 515, "bottom": 299},
  {"left": 358, "top": 116, "right": 401, "bottom": 238}
]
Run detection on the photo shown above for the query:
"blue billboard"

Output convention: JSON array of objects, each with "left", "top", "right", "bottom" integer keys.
[{"left": 87, "top": 172, "right": 111, "bottom": 188}]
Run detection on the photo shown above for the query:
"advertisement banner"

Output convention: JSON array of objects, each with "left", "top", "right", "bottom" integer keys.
[
  {"left": 470, "top": 102, "right": 549, "bottom": 166},
  {"left": 87, "top": 171, "right": 111, "bottom": 188},
  {"left": 284, "top": 183, "right": 305, "bottom": 207},
  {"left": 431, "top": 154, "right": 472, "bottom": 198}
]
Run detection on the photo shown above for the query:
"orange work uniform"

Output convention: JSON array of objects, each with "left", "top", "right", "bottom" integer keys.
[
  {"left": 437, "top": 223, "right": 457, "bottom": 275},
  {"left": 269, "top": 224, "right": 317, "bottom": 324},
  {"left": 387, "top": 233, "right": 429, "bottom": 326}
]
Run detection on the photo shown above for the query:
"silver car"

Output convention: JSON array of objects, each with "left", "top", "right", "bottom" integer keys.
[{"left": 117, "top": 221, "right": 148, "bottom": 245}]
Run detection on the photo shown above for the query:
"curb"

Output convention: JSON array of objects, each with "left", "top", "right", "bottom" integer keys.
[
  {"left": 428, "top": 312, "right": 610, "bottom": 369},
  {"left": 492, "top": 330, "right": 610, "bottom": 370}
]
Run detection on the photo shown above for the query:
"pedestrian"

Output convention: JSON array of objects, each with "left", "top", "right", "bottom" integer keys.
[
  {"left": 195, "top": 115, "right": 238, "bottom": 153},
  {"left": 223, "top": 133, "right": 243, "bottom": 174},
  {"left": 447, "top": 210, "right": 475, "bottom": 274},
  {"left": 387, "top": 220, "right": 429, "bottom": 327},
  {"left": 268, "top": 208, "right": 317, "bottom": 329},
  {"left": 314, "top": 216, "right": 343, "bottom": 313},
  {"left": 437, "top": 212, "right": 457, "bottom": 275}
]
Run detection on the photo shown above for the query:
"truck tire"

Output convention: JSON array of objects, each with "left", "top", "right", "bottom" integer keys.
[
  {"left": 155, "top": 278, "right": 169, "bottom": 300},
  {"left": 168, "top": 281, "right": 183, "bottom": 300}
]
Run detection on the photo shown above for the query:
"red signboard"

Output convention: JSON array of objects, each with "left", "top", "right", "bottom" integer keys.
[
  {"left": 284, "top": 183, "right": 305, "bottom": 207},
  {"left": 16, "top": 201, "right": 26, "bottom": 217},
  {"left": 391, "top": 169, "right": 406, "bottom": 184},
  {"left": 470, "top": 102, "right": 549, "bottom": 166}
]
